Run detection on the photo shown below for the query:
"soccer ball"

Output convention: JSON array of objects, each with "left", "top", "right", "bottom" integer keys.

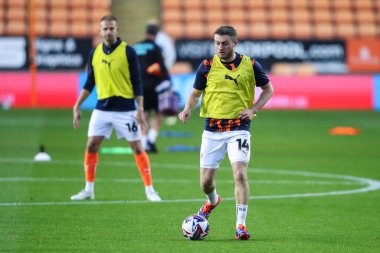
[{"left": 182, "top": 214, "right": 210, "bottom": 240}]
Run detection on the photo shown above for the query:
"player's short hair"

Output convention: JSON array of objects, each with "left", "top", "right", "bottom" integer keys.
[
  {"left": 214, "top": 26, "right": 238, "bottom": 41},
  {"left": 100, "top": 15, "right": 118, "bottom": 23},
  {"left": 146, "top": 24, "right": 160, "bottom": 36}
]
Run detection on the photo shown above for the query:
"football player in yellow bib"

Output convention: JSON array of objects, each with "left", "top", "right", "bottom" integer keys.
[
  {"left": 71, "top": 15, "right": 161, "bottom": 202},
  {"left": 179, "top": 26, "right": 274, "bottom": 240}
]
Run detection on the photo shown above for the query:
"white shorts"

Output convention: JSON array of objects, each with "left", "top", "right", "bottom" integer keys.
[
  {"left": 200, "top": 130, "right": 251, "bottom": 169},
  {"left": 88, "top": 109, "right": 141, "bottom": 141}
]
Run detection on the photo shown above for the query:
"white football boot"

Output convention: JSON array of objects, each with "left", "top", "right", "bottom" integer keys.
[
  {"left": 70, "top": 189, "right": 94, "bottom": 201},
  {"left": 146, "top": 190, "right": 162, "bottom": 202}
]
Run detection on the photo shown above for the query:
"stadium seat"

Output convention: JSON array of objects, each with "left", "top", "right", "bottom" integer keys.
[
  {"left": 315, "top": 23, "right": 336, "bottom": 39},
  {"left": 7, "top": 0, "right": 26, "bottom": 8},
  {"left": 246, "top": 0, "right": 266, "bottom": 10},
  {"left": 50, "top": 0, "right": 69, "bottom": 8},
  {"left": 71, "top": 8, "right": 89, "bottom": 22},
  {"left": 49, "top": 22, "right": 69, "bottom": 37},
  {"left": 70, "top": 0, "right": 88, "bottom": 9},
  {"left": 353, "top": 0, "right": 373, "bottom": 10},
  {"left": 6, "top": 20, "right": 27, "bottom": 35},
  {"left": 290, "top": 9, "right": 311, "bottom": 23},
  {"left": 163, "top": 23, "right": 184, "bottom": 39},
  {"left": 271, "top": 22, "right": 291, "bottom": 39},
  {"left": 91, "top": 8, "right": 111, "bottom": 22},
  {"left": 268, "top": 0, "right": 287, "bottom": 9},
  {"left": 184, "top": 9, "right": 204, "bottom": 23},
  {"left": 332, "top": 0, "right": 352, "bottom": 10},
  {"left": 49, "top": 8, "right": 69, "bottom": 22},
  {"left": 288, "top": 0, "right": 309, "bottom": 9},
  {"left": 336, "top": 23, "right": 357, "bottom": 38},
  {"left": 311, "top": 0, "right": 330, "bottom": 10},
  {"left": 161, "top": 0, "right": 181, "bottom": 10},
  {"left": 269, "top": 9, "right": 289, "bottom": 23},
  {"left": 225, "top": 0, "right": 245, "bottom": 10},
  {"left": 34, "top": 21, "right": 48, "bottom": 36},
  {"left": 357, "top": 23, "right": 379, "bottom": 37},
  {"left": 335, "top": 10, "right": 354, "bottom": 24},
  {"left": 206, "top": 10, "right": 224, "bottom": 24},
  {"left": 226, "top": 9, "right": 246, "bottom": 24},
  {"left": 6, "top": 7, "right": 26, "bottom": 22},
  {"left": 183, "top": 0, "right": 202, "bottom": 10},
  {"left": 292, "top": 23, "right": 313, "bottom": 40},
  {"left": 246, "top": 10, "right": 267, "bottom": 23},
  {"left": 162, "top": 9, "right": 182, "bottom": 23},
  {"left": 184, "top": 22, "right": 207, "bottom": 39},
  {"left": 71, "top": 21, "right": 90, "bottom": 37},
  {"left": 248, "top": 22, "right": 270, "bottom": 39},
  {"left": 33, "top": 0, "right": 48, "bottom": 8},
  {"left": 312, "top": 9, "right": 333, "bottom": 23},
  {"left": 355, "top": 10, "right": 376, "bottom": 24}
]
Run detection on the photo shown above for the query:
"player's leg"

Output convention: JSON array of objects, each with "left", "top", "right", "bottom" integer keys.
[
  {"left": 146, "top": 112, "right": 163, "bottom": 153},
  {"left": 71, "top": 110, "right": 111, "bottom": 201},
  {"left": 197, "top": 131, "right": 226, "bottom": 218},
  {"left": 146, "top": 93, "right": 160, "bottom": 153},
  {"left": 141, "top": 111, "right": 150, "bottom": 150},
  {"left": 227, "top": 131, "right": 251, "bottom": 240},
  {"left": 114, "top": 111, "right": 161, "bottom": 201}
]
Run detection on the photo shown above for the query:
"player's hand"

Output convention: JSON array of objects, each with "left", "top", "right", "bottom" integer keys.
[
  {"left": 238, "top": 108, "right": 257, "bottom": 121},
  {"left": 73, "top": 107, "right": 81, "bottom": 129},
  {"left": 136, "top": 108, "right": 148, "bottom": 132},
  {"left": 178, "top": 109, "right": 191, "bottom": 123}
]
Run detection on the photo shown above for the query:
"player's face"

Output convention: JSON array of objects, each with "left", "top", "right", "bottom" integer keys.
[
  {"left": 100, "top": 20, "right": 118, "bottom": 45},
  {"left": 214, "top": 34, "right": 236, "bottom": 62}
]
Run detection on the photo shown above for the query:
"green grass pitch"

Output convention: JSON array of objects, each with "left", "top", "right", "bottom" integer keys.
[{"left": 0, "top": 109, "right": 379, "bottom": 252}]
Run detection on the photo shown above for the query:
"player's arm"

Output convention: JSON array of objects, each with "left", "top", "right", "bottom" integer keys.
[
  {"left": 239, "top": 60, "right": 274, "bottom": 121},
  {"left": 178, "top": 88, "right": 203, "bottom": 123},
  {"left": 73, "top": 49, "right": 95, "bottom": 129},
  {"left": 127, "top": 45, "right": 148, "bottom": 131}
]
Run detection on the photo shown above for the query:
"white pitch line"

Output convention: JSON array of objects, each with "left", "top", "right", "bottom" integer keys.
[
  {"left": 0, "top": 177, "right": 365, "bottom": 185},
  {"left": 0, "top": 173, "right": 379, "bottom": 207}
]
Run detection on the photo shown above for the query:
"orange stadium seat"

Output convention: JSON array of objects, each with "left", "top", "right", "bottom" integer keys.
[
  {"left": 353, "top": 0, "right": 373, "bottom": 10},
  {"left": 335, "top": 10, "right": 354, "bottom": 24},
  {"left": 290, "top": 8, "right": 311, "bottom": 23},
  {"left": 293, "top": 23, "right": 313, "bottom": 40},
  {"left": 7, "top": 0, "right": 26, "bottom": 8},
  {"left": 162, "top": 9, "right": 182, "bottom": 23},
  {"left": 205, "top": 0, "right": 223, "bottom": 10},
  {"left": 184, "top": 9, "right": 204, "bottom": 23},
  {"left": 34, "top": 21, "right": 48, "bottom": 36},
  {"left": 163, "top": 22, "right": 184, "bottom": 39},
  {"left": 71, "top": 8, "right": 89, "bottom": 22},
  {"left": 355, "top": 10, "right": 376, "bottom": 24},
  {"left": 226, "top": 9, "right": 246, "bottom": 24},
  {"left": 271, "top": 22, "right": 291, "bottom": 39},
  {"left": 312, "top": 9, "right": 333, "bottom": 23},
  {"left": 268, "top": 0, "right": 287, "bottom": 9},
  {"left": 357, "top": 23, "right": 379, "bottom": 37},
  {"left": 71, "top": 21, "right": 91, "bottom": 37},
  {"left": 91, "top": 8, "right": 111, "bottom": 22},
  {"left": 90, "top": 0, "right": 111, "bottom": 8},
  {"left": 206, "top": 10, "right": 224, "bottom": 24},
  {"left": 247, "top": 9, "right": 267, "bottom": 24},
  {"left": 332, "top": 0, "right": 352, "bottom": 10},
  {"left": 49, "top": 22, "right": 69, "bottom": 37},
  {"left": 336, "top": 23, "right": 357, "bottom": 38},
  {"left": 6, "top": 20, "right": 27, "bottom": 35},
  {"left": 246, "top": 0, "right": 266, "bottom": 10},
  {"left": 70, "top": 0, "right": 89, "bottom": 9},
  {"left": 6, "top": 7, "right": 26, "bottom": 22},
  {"left": 230, "top": 22, "right": 249, "bottom": 39},
  {"left": 314, "top": 23, "right": 335, "bottom": 39},
  {"left": 183, "top": 0, "right": 202, "bottom": 10},
  {"left": 269, "top": 9, "right": 289, "bottom": 23},
  {"left": 311, "top": 0, "right": 330, "bottom": 10},
  {"left": 225, "top": 0, "right": 245, "bottom": 10},
  {"left": 247, "top": 22, "right": 270, "bottom": 39},
  {"left": 184, "top": 22, "right": 207, "bottom": 39},
  {"left": 288, "top": 0, "right": 309, "bottom": 9},
  {"left": 49, "top": 8, "right": 69, "bottom": 22},
  {"left": 161, "top": 0, "right": 181, "bottom": 10},
  {"left": 33, "top": 0, "right": 48, "bottom": 8},
  {"left": 50, "top": 0, "right": 69, "bottom": 8}
]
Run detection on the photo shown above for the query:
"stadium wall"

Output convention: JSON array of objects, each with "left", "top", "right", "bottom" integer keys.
[{"left": 0, "top": 72, "right": 379, "bottom": 110}]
